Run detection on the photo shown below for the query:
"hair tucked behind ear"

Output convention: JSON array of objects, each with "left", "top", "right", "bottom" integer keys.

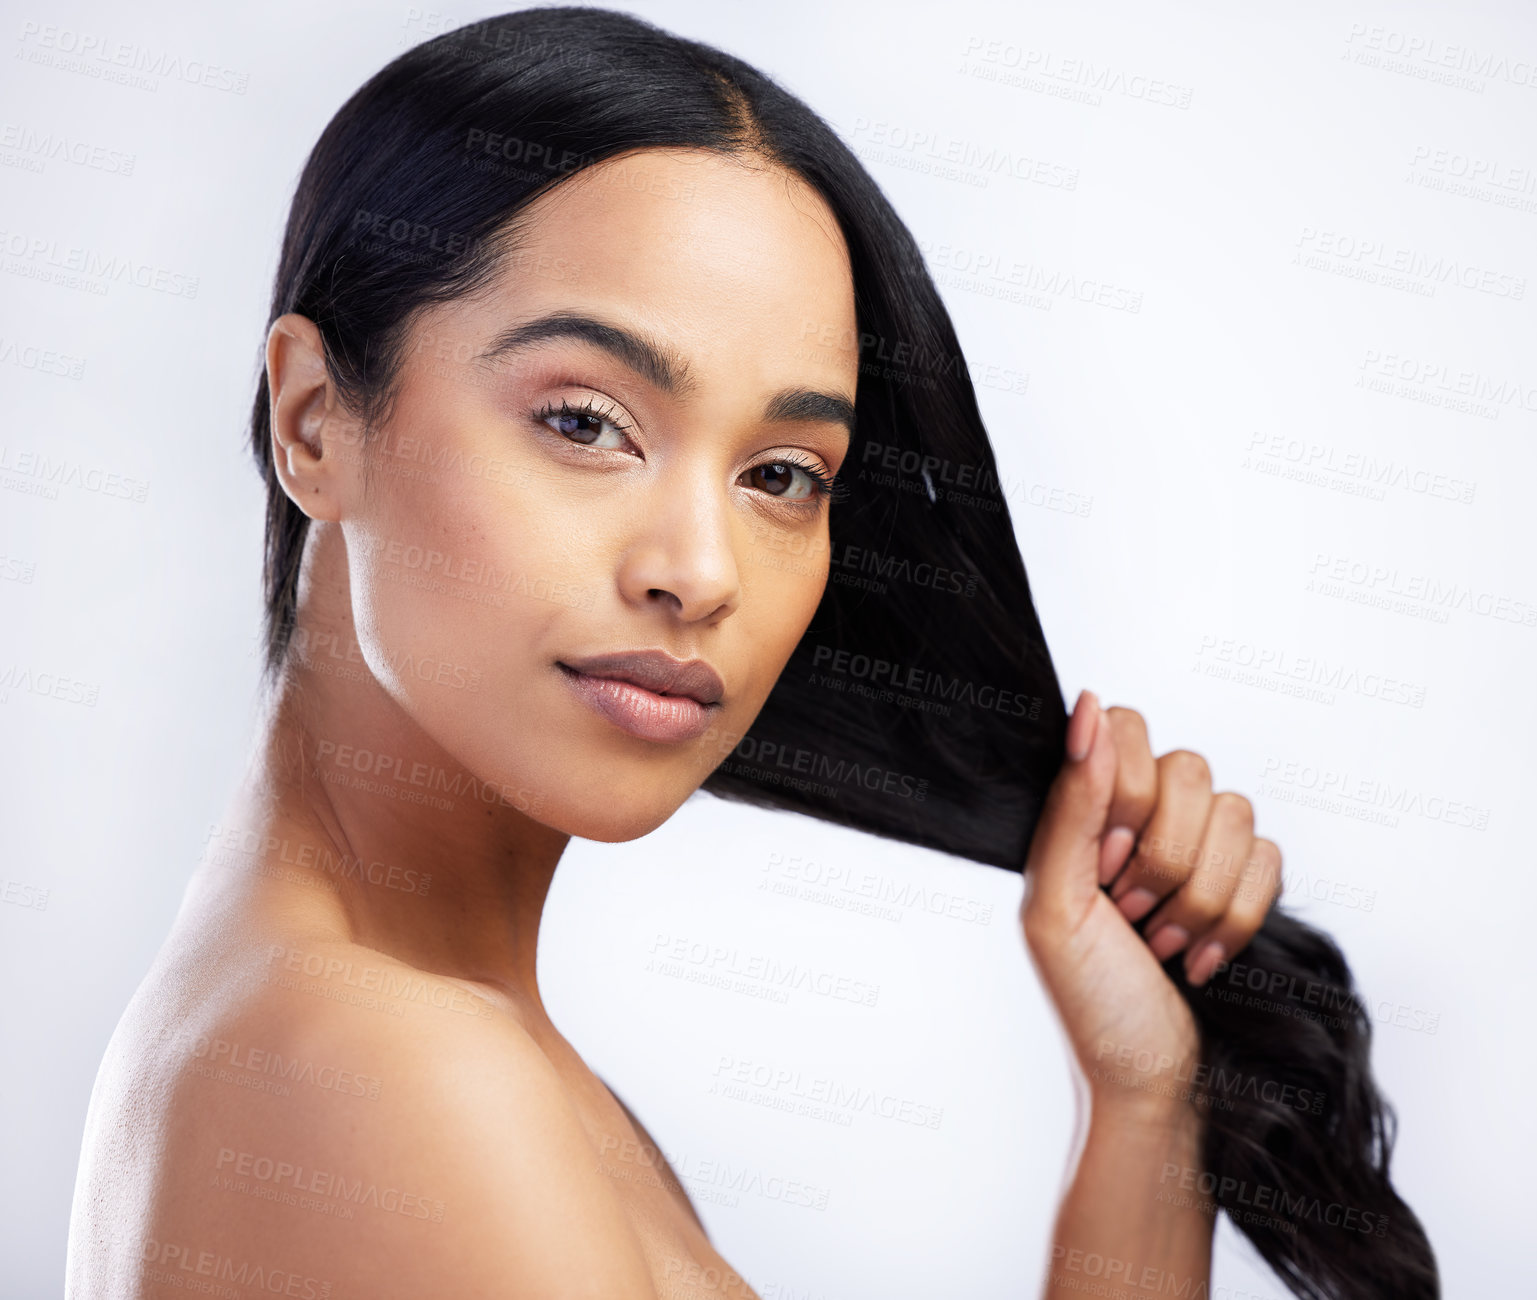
[{"left": 251, "top": 7, "right": 1438, "bottom": 1295}]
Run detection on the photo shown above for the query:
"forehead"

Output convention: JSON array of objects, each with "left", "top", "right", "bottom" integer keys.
[{"left": 455, "top": 148, "right": 860, "bottom": 390}]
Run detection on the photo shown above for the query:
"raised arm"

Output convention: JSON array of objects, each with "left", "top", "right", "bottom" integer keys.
[{"left": 1021, "top": 691, "right": 1284, "bottom": 1296}]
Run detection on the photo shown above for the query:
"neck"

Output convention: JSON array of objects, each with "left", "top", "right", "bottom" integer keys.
[{"left": 192, "top": 531, "right": 571, "bottom": 1027}]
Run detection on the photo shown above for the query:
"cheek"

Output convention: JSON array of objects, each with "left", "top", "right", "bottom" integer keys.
[
  {"left": 345, "top": 468, "right": 593, "bottom": 743},
  {"left": 734, "top": 527, "right": 829, "bottom": 696}
]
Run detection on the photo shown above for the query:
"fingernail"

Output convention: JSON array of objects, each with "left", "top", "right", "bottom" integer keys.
[
  {"left": 1066, "top": 689, "right": 1099, "bottom": 762},
  {"left": 1098, "top": 826, "right": 1136, "bottom": 885},
  {"left": 1186, "top": 940, "right": 1226, "bottom": 986},
  {"left": 1116, "top": 887, "right": 1157, "bottom": 922},
  {"left": 1147, "top": 924, "right": 1189, "bottom": 961}
]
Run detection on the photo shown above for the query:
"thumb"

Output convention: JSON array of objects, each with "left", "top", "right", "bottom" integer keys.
[{"left": 1022, "top": 690, "right": 1118, "bottom": 923}]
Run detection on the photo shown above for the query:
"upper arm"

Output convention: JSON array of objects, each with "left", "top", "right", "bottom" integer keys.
[{"left": 147, "top": 983, "right": 661, "bottom": 1300}]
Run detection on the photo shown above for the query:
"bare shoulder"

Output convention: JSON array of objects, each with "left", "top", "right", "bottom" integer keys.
[{"left": 68, "top": 935, "right": 661, "bottom": 1300}]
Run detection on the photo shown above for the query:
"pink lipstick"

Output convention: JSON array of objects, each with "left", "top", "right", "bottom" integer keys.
[{"left": 556, "top": 649, "right": 725, "bottom": 743}]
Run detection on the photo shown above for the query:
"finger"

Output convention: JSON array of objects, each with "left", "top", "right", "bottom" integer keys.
[
  {"left": 1141, "top": 792, "right": 1255, "bottom": 962},
  {"left": 1183, "top": 837, "right": 1284, "bottom": 986},
  {"left": 1108, "top": 749, "right": 1213, "bottom": 923},
  {"left": 1097, "top": 707, "right": 1159, "bottom": 887},
  {"left": 1021, "top": 689, "right": 1118, "bottom": 933}
]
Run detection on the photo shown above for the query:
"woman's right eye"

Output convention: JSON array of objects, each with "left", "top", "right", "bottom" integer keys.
[{"left": 537, "top": 399, "right": 632, "bottom": 451}]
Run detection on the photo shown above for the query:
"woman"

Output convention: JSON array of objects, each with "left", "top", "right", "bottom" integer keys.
[{"left": 65, "top": 7, "right": 1438, "bottom": 1297}]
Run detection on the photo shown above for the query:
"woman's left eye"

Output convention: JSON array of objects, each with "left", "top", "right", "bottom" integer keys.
[
  {"left": 740, "top": 459, "right": 833, "bottom": 503},
  {"left": 539, "top": 400, "right": 631, "bottom": 450}
]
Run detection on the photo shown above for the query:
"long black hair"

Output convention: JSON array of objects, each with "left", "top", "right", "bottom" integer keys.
[{"left": 248, "top": 8, "right": 1439, "bottom": 1297}]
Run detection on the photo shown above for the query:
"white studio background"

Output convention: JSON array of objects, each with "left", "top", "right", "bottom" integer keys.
[{"left": 1, "top": 1, "right": 1530, "bottom": 1296}]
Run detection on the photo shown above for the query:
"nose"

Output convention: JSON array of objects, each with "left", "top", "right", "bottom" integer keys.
[{"left": 616, "top": 474, "right": 741, "bottom": 624}]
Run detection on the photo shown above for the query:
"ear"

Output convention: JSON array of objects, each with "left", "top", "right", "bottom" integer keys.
[{"left": 265, "top": 313, "right": 366, "bottom": 523}]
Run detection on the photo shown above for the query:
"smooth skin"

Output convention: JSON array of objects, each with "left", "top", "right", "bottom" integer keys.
[{"left": 65, "top": 147, "right": 1282, "bottom": 1299}]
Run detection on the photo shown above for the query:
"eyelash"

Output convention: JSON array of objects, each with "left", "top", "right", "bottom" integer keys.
[{"left": 530, "top": 397, "right": 845, "bottom": 507}]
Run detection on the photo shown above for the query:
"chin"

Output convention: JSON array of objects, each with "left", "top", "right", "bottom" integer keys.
[{"left": 537, "top": 790, "right": 693, "bottom": 844}]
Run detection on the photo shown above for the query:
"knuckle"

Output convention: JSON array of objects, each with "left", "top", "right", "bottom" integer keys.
[
  {"left": 1105, "top": 706, "right": 1148, "bottom": 742},
  {"left": 1223, "top": 894, "right": 1271, "bottom": 937},
  {"left": 1168, "top": 892, "right": 1227, "bottom": 933},
  {"left": 1135, "top": 832, "right": 1195, "bottom": 882},
  {"left": 1228, "top": 899, "right": 1263, "bottom": 929},
  {"left": 1159, "top": 748, "right": 1211, "bottom": 789},
  {"left": 1137, "top": 857, "right": 1187, "bottom": 893},
  {"left": 1210, "top": 790, "right": 1254, "bottom": 831},
  {"left": 1206, "top": 842, "right": 1250, "bottom": 884}
]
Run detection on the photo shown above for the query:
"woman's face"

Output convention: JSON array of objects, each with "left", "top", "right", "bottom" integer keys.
[{"left": 322, "top": 147, "right": 860, "bottom": 841}]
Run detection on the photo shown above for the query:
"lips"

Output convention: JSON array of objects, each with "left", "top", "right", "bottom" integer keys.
[
  {"left": 556, "top": 649, "right": 726, "bottom": 744},
  {"left": 557, "top": 649, "right": 725, "bottom": 706}
]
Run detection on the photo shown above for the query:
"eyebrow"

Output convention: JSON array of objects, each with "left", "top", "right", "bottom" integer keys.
[{"left": 475, "top": 310, "right": 856, "bottom": 441}]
